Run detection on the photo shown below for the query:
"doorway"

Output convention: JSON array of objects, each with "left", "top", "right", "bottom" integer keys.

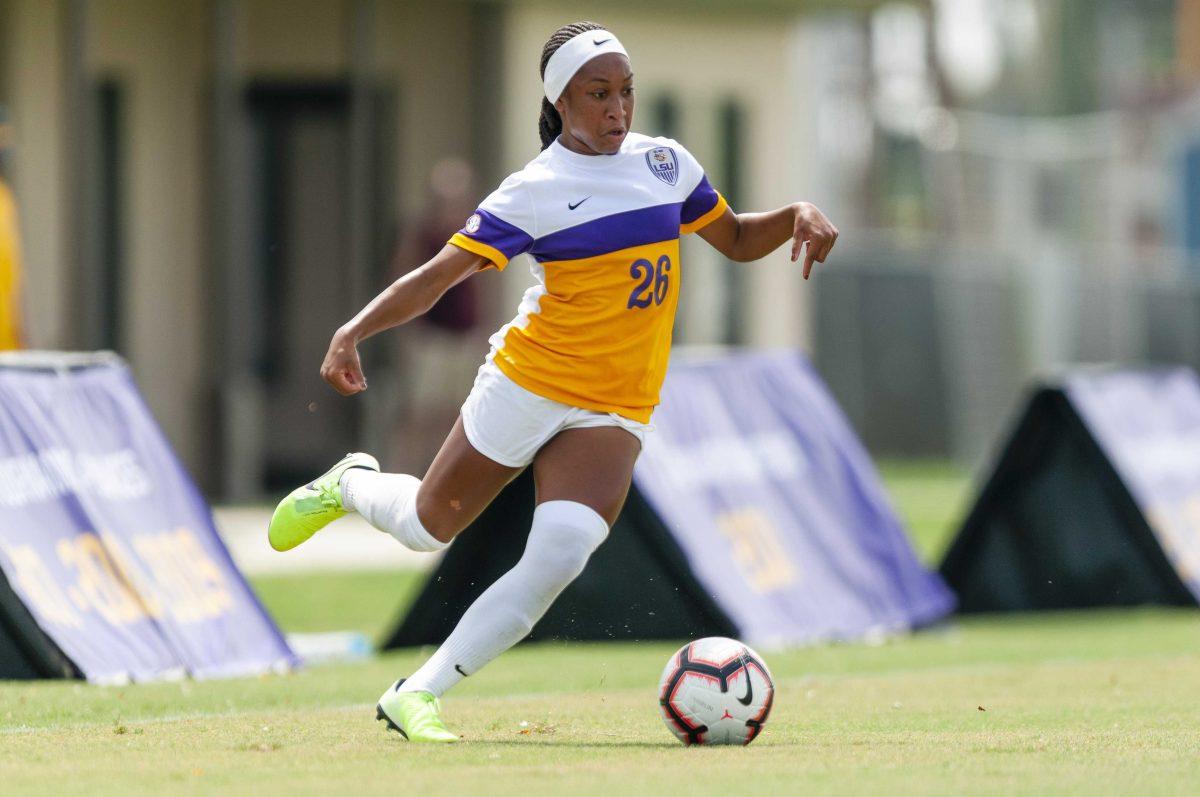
[{"left": 245, "top": 84, "right": 359, "bottom": 491}]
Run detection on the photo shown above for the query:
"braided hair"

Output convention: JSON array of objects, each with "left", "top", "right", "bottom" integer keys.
[{"left": 538, "top": 21, "right": 606, "bottom": 150}]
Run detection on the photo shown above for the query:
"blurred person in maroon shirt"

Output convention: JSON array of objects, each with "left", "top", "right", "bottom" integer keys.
[{"left": 387, "top": 158, "right": 492, "bottom": 471}]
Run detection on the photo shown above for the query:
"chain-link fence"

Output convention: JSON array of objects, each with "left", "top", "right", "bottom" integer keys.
[
  {"left": 816, "top": 91, "right": 1200, "bottom": 467},
  {"left": 815, "top": 231, "right": 1200, "bottom": 467}
]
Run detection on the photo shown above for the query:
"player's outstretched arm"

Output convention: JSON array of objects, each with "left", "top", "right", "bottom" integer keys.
[
  {"left": 696, "top": 202, "right": 838, "bottom": 279},
  {"left": 320, "top": 244, "right": 487, "bottom": 396}
]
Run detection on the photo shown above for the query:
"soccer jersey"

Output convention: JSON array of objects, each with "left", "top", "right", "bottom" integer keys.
[{"left": 448, "top": 133, "right": 727, "bottom": 423}]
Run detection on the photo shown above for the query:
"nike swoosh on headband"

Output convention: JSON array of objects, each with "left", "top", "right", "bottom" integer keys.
[{"left": 543, "top": 31, "right": 629, "bottom": 103}]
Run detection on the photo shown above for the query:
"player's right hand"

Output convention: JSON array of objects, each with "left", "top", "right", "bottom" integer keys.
[{"left": 320, "top": 329, "right": 367, "bottom": 396}]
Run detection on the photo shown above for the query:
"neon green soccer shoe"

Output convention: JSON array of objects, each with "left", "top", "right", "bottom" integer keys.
[
  {"left": 267, "top": 452, "right": 380, "bottom": 552},
  {"left": 376, "top": 680, "right": 460, "bottom": 743}
]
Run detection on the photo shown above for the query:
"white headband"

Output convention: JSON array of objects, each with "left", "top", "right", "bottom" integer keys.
[{"left": 543, "top": 30, "right": 629, "bottom": 104}]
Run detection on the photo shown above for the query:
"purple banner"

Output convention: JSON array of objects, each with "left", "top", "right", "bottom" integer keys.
[
  {"left": 0, "top": 356, "right": 296, "bottom": 682},
  {"left": 1065, "top": 368, "right": 1200, "bottom": 600},
  {"left": 634, "top": 351, "right": 954, "bottom": 648}
]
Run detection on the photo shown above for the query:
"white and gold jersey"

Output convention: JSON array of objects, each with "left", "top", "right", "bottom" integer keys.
[{"left": 450, "top": 133, "right": 726, "bottom": 423}]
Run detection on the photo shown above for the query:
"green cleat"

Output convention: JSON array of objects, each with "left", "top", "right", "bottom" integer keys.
[
  {"left": 267, "top": 452, "right": 380, "bottom": 552},
  {"left": 376, "top": 680, "right": 460, "bottom": 743}
]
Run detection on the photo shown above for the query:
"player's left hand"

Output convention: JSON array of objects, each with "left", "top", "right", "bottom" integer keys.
[{"left": 790, "top": 202, "right": 838, "bottom": 280}]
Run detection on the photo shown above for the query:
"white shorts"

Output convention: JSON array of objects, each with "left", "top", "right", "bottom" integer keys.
[{"left": 460, "top": 363, "right": 652, "bottom": 468}]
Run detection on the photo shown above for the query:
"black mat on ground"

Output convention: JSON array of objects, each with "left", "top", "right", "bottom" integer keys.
[
  {"left": 384, "top": 470, "right": 738, "bottom": 647},
  {"left": 939, "top": 385, "right": 1195, "bottom": 612},
  {"left": 0, "top": 572, "right": 78, "bottom": 679}
]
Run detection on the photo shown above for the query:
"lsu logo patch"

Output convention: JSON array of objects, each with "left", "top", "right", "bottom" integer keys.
[
  {"left": 645, "top": 147, "right": 678, "bottom": 186},
  {"left": 464, "top": 213, "right": 481, "bottom": 234}
]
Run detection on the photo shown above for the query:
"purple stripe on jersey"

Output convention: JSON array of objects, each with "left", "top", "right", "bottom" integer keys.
[
  {"left": 681, "top": 175, "right": 720, "bottom": 224},
  {"left": 458, "top": 209, "right": 534, "bottom": 259},
  {"left": 531, "top": 202, "right": 682, "bottom": 262}
]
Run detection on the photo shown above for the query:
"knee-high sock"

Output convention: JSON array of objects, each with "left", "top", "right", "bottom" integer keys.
[
  {"left": 340, "top": 470, "right": 447, "bottom": 553},
  {"left": 398, "top": 500, "right": 609, "bottom": 697}
]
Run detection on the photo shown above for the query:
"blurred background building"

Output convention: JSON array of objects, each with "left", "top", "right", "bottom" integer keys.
[{"left": 0, "top": 0, "right": 1197, "bottom": 499}]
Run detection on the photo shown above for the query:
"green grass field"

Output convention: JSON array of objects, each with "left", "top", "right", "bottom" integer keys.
[{"left": 3, "top": 462, "right": 1199, "bottom": 796}]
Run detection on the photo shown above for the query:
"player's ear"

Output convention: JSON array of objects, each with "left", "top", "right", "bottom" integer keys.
[{"left": 554, "top": 95, "right": 567, "bottom": 116}]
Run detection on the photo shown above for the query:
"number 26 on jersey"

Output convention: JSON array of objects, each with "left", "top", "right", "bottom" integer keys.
[{"left": 627, "top": 255, "right": 672, "bottom": 309}]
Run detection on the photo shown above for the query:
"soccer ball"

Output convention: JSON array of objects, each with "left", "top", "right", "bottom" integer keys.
[{"left": 658, "top": 636, "right": 775, "bottom": 746}]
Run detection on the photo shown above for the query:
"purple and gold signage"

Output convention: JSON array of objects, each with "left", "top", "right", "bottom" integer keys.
[
  {"left": 1065, "top": 368, "right": 1200, "bottom": 599},
  {"left": 0, "top": 356, "right": 296, "bottom": 682},
  {"left": 634, "top": 351, "right": 954, "bottom": 647}
]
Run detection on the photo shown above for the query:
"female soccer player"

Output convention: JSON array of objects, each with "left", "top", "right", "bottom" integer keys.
[{"left": 268, "top": 21, "right": 838, "bottom": 742}]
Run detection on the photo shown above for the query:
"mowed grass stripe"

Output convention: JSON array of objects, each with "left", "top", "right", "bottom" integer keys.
[
  {"left": 2, "top": 653, "right": 1199, "bottom": 796},
  {"left": 0, "top": 652, "right": 1189, "bottom": 737},
  {"left": 4, "top": 652, "right": 1198, "bottom": 735},
  {"left": 4, "top": 609, "right": 1198, "bottom": 730}
]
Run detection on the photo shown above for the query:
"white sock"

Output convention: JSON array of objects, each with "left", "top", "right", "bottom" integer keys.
[
  {"left": 398, "top": 500, "right": 609, "bottom": 697},
  {"left": 340, "top": 470, "right": 447, "bottom": 553}
]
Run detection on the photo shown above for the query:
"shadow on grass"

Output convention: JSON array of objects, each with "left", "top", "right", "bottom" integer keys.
[
  {"left": 482, "top": 738, "right": 792, "bottom": 749},
  {"left": 482, "top": 739, "right": 680, "bottom": 749}
]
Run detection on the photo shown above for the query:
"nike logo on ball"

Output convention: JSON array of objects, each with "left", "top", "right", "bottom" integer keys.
[
  {"left": 593, "top": 38, "right": 611, "bottom": 45},
  {"left": 736, "top": 659, "right": 754, "bottom": 706},
  {"left": 568, "top": 196, "right": 591, "bottom": 210}
]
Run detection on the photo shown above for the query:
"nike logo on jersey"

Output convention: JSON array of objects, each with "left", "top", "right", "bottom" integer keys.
[
  {"left": 593, "top": 38, "right": 611, "bottom": 46},
  {"left": 568, "top": 196, "right": 591, "bottom": 210}
]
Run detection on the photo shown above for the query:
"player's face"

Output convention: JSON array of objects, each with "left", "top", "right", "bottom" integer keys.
[{"left": 556, "top": 53, "right": 635, "bottom": 156}]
